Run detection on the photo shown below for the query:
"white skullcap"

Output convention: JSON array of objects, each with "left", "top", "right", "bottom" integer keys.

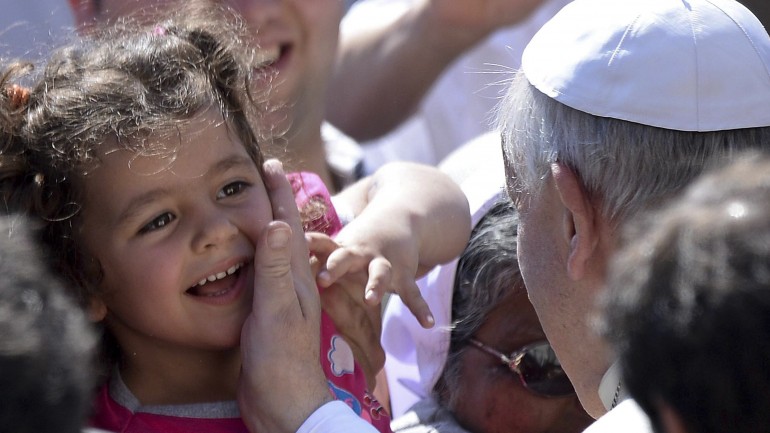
[
  {"left": 522, "top": 0, "right": 770, "bottom": 131},
  {"left": 381, "top": 170, "right": 506, "bottom": 418}
]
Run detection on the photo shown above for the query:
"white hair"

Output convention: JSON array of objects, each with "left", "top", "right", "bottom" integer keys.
[{"left": 497, "top": 73, "right": 770, "bottom": 223}]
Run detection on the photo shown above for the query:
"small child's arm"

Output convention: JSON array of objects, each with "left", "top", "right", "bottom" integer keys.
[{"left": 312, "top": 162, "right": 471, "bottom": 328}]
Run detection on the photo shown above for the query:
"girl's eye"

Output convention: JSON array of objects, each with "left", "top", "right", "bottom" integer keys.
[
  {"left": 139, "top": 212, "right": 176, "bottom": 234},
  {"left": 217, "top": 181, "right": 250, "bottom": 199}
]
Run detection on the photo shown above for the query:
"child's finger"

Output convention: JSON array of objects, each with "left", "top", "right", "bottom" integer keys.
[
  {"left": 305, "top": 232, "right": 339, "bottom": 256},
  {"left": 305, "top": 233, "right": 335, "bottom": 279},
  {"left": 318, "top": 247, "right": 369, "bottom": 287},
  {"left": 394, "top": 275, "right": 435, "bottom": 329},
  {"left": 363, "top": 257, "right": 393, "bottom": 305}
]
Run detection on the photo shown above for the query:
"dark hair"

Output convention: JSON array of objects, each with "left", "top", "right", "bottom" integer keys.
[
  {"left": 0, "top": 215, "right": 97, "bottom": 433},
  {"left": 602, "top": 151, "right": 770, "bottom": 433},
  {"left": 0, "top": 0, "right": 266, "bottom": 305},
  {"left": 434, "top": 198, "right": 523, "bottom": 400}
]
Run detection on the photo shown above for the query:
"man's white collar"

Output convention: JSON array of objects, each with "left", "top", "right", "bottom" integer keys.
[{"left": 598, "top": 360, "right": 630, "bottom": 411}]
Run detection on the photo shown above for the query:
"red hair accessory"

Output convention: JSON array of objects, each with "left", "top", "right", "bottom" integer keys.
[{"left": 5, "top": 84, "right": 30, "bottom": 110}]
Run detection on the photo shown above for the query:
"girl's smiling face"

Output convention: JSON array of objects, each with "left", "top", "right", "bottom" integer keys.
[{"left": 79, "top": 110, "right": 271, "bottom": 356}]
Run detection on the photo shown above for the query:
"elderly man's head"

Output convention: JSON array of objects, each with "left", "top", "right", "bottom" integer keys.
[{"left": 497, "top": 0, "right": 770, "bottom": 417}]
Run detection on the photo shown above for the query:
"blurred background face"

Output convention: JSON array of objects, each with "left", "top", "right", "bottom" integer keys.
[
  {"left": 73, "top": 0, "right": 344, "bottom": 138},
  {"left": 447, "top": 290, "right": 593, "bottom": 433},
  {"left": 225, "top": 0, "right": 344, "bottom": 137}
]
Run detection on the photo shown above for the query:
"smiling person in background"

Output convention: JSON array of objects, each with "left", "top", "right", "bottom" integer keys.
[
  {"left": 67, "top": 0, "right": 565, "bottom": 188},
  {"left": 69, "top": 0, "right": 356, "bottom": 192}
]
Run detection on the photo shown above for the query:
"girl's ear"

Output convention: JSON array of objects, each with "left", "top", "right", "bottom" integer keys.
[{"left": 87, "top": 297, "right": 107, "bottom": 322}]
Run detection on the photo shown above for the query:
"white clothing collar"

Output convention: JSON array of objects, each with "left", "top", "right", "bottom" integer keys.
[{"left": 598, "top": 360, "right": 630, "bottom": 411}]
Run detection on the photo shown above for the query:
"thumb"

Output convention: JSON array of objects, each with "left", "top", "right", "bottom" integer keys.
[
  {"left": 252, "top": 221, "right": 297, "bottom": 318},
  {"left": 240, "top": 220, "right": 331, "bottom": 433},
  {"left": 258, "top": 222, "right": 293, "bottom": 275}
]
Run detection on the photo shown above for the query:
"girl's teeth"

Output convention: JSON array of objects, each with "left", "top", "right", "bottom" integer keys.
[
  {"left": 196, "top": 263, "right": 243, "bottom": 287},
  {"left": 255, "top": 46, "right": 280, "bottom": 67}
]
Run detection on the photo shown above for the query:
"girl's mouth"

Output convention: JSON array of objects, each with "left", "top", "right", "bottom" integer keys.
[
  {"left": 187, "top": 262, "right": 244, "bottom": 297},
  {"left": 255, "top": 46, "right": 280, "bottom": 68},
  {"left": 254, "top": 44, "right": 291, "bottom": 71}
]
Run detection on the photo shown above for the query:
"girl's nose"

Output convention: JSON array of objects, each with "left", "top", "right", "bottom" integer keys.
[{"left": 192, "top": 212, "right": 239, "bottom": 253}]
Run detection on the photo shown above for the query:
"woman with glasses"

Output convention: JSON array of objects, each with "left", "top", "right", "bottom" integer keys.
[{"left": 380, "top": 173, "right": 593, "bottom": 433}]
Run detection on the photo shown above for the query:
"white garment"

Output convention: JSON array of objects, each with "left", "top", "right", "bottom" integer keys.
[
  {"left": 597, "top": 361, "right": 631, "bottom": 411},
  {"left": 584, "top": 363, "right": 652, "bottom": 433},
  {"left": 391, "top": 397, "right": 470, "bottom": 433},
  {"left": 0, "top": 0, "right": 74, "bottom": 60},
  {"left": 298, "top": 401, "right": 378, "bottom": 433},
  {"left": 438, "top": 131, "right": 504, "bottom": 186},
  {"left": 341, "top": 0, "right": 572, "bottom": 172},
  {"left": 582, "top": 400, "right": 652, "bottom": 433}
]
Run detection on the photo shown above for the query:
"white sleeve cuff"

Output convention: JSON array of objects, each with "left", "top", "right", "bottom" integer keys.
[
  {"left": 297, "top": 401, "right": 380, "bottom": 433},
  {"left": 329, "top": 195, "right": 355, "bottom": 227}
]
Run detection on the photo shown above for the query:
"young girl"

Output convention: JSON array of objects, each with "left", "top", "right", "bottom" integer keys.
[{"left": 0, "top": 2, "right": 470, "bottom": 432}]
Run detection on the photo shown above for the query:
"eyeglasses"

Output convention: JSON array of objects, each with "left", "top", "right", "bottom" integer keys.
[{"left": 467, "top": 338, "right": 575, "bottom": 397}]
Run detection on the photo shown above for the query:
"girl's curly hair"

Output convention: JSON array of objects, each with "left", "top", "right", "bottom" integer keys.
[{"left": 0, "top": 0, "right": 268, "bottom": 306}]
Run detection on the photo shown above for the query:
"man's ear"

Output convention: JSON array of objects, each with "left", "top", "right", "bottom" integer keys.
[
  {"left": 87, "top": 296, "right": 107, "bottom": 322},
  {"left": 68, "top": 0, "right": 99, "bottom": 33},
  {"left": 550, "top": 162, "right": 598, "bottom": 281}
]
